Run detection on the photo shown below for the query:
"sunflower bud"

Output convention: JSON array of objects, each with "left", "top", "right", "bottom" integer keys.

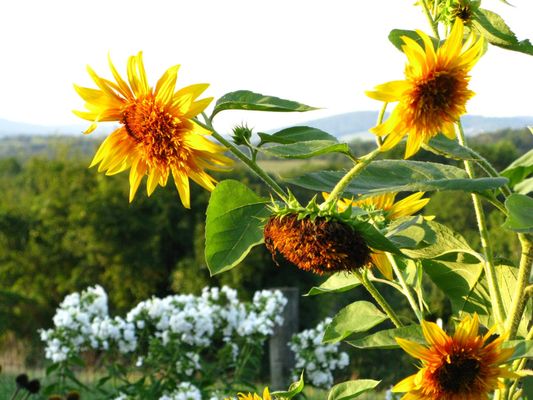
[
  {"left": 231, "top": 123, "right": 253, "bottom": 146},
  {"left": 264, "top": 214, "right": 371, "bottom": 275}
]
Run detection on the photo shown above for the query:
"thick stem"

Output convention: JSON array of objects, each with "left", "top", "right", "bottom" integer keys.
[
  {"left": 353, "top": 269, "right": 403, "bottom": 328},
  {"left": 505, "top": 234, "right": 533, "bottom": 339},
  {"left": 323, "top": 148, "right": 381, "bottom": 207},
  {"left": 456, "top": 122, "right": 506, "bottom": 328},
  {"left": 386, "top": 253, "right": 424, "bottom": 322},
  {"left": 197, "top": 115, "right": 288, "bottom": 201}
]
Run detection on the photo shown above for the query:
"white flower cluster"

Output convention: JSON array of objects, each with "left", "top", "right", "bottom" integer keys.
[
  {"left": 289, "top": 318, "right": 350, "bottom": 389},
  {"left": 159, "top": 382, "right": 202, "bottom": 400},
  {"left": 41, "top": 285, "right": 287, "bottom": 375},
  {"left": 40, "top": 285, "right": 136, "bottom": 362}
]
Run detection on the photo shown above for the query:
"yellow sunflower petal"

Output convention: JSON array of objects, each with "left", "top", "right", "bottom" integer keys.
[
  {"left": 366, "top": 80, "right": 410, "bottom": 102},
  {"left": 392, "top": 374, "right": 417, "bottom": 392},
  {"left": 396, "top": 337, "right": 433, "bottom": 361},
  {"left": 155, "top": 64, "right": 180, "bottom": 105},
  {"left": 421, "top": 320, "right": 449, "bottom": 347},
  {"left": 388, "top": 192, "right": 429, "bottom": 219},
  {"left": 370, "top": 251, "right": 393, "bottom": 280},
  {"left": 172, "top": 168, "right": 191, "bottom": 209}
]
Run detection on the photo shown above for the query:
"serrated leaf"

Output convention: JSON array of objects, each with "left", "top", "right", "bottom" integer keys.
[
  {"left": 351, "top": 218, "right": 403, "bottom": 255},
  {"left": 258, "top": 126, "right": 337, "bottom": 145},
  {"left": 347, "top": 325, "right": 424, "bottom": 350},
  {"left": 473, "top": 9, "right": 533, "bottom": 55},
  {"left": 423, "top": 258, "right": 484, "bottom": 315},
  {"left": 505, "top": 340, "right": 533, "bottom": 361},
  {"left": 323, "top": 301, "right": 388, "bottom": 343},
  {"left": 305, "top": 272, "right": 361, "bottom": 296},
  {"left": 461, "top": 263, "right": 531, "bottom": 337},
  {"left": 401, "top": 220, "right": 475, "bottom": 260},
  {"left": 261, "top": 140, "right": 350, "bottom": 159},
  {"left": 386, "top": 216, "right": 437, "bottom": 249},
  {"left": 287, "top": 160, "right": 507, "bottom": 195},
  {"left": 425, "top": 134, "right": 479, "bottom": 161},
  {"left": 212, "top": 90, "right": 317, "bottom": 117},
  {"left": 388, "top": 29, "right": 439, "bottom": 52},
  {"left": 501, "top": 149, "right": 533, "bottom": 187},
  {"left": 327, "top": 379, "right": 381, "bottom": 400},
  {"left": 502, "top": 194, "right": 533, "bottom": 233},
  {"left": 205, "top": 180, "right": 270, "bottom": 275}
]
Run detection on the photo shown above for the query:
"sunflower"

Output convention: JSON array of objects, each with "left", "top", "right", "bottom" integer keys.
[
  {"left": 225, "top": 387, "right": 272, "bottom": 400},
  {"left": 366, "top": 18, "right": 484, "bottom": 158},
  {"left": 74, "top": 52, "right": 232, "bottom": 208},
  {"left": 393, "top": 314, "right": 517, "bottom": 399},
  {"left": 323, "top": 192, "right": 429, "bottom": 279},
  {"left": 263, "top": 214, "right": 371, "bottom": 275}
]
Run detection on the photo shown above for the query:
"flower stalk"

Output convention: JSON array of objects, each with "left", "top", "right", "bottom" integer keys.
[
  {"left": 353, "top": 269, "right": 403, "bottom": 328},
  {"left": 198, "top": 114, "right": 288, "bottom": 202},
  {"left": 456, "top": 121, "right": 506, "bottom": 328},
  {"left": 386, "top": 253, "right": 424, "bottom": 322}
]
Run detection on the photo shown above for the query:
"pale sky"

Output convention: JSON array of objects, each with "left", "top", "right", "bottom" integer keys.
[{"left": 0, "top": 0, "right": 532, "bottom": 134}]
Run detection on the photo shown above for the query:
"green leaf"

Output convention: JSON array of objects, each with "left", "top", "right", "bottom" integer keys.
[
  {"left": 272, "top": 371, "right": 305, "bottom": 398},
  {"left": 473, "top": 9, "right": 533, "bottom": 55},
  {"left": 462, "top": 263, "right": 531, "bottom": 337},
  {"left": 258, "top": 126, "right": 337, "bottom": 145},
  {"left": 323, "top": 301, "right": 388, "bottom": 343},
  {"left": 505, "top": 340, "right": 533, "bottom": 361},
  {"left": 287, "top": 160, "right": 507, "bottom": 195},
  {"left": 425, "top": 134, "right": 479, "bottom": 161},
  {"left": 205, "top": 180, "right": 270, "bottom": 275},
  {"left": 423, "top": 258, "right": 484, "bottom": 315},
  {"left": 401, "top": 220, "right": 475, "bottom": 260},
  {"left": 351, "top": 219, "right": 403, "bottom": 255},
  {"left": 261, "top": 140, "right": 351, "bottom": 159},
  {"left": 305, "top": 272, "right": 361, "bottom": 296},
  {"left": 502, "top": 194, "right": 533, "bottom": 233},
  {"left": 515, "top": 177, "right": 533, "bottom": 194},
  {"left": 386, "top": 216, "right": 437, "bottom": 250},
  {"left": 212, "top": 90, "right": 318, "bottom": 117},
  {"left": 388, "top": 29, "right": 439, "bottom": 52},
  {"left": 327, "top": 379, "right": 381, "bottom": 400},
  {"left": 501, "top": 149, "right": 533, "bottom": 187},
  {"left": 347, "top": 325, "right": 424, "bottom": 350}
]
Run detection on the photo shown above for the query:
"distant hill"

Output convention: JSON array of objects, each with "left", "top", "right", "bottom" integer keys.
[
  {"left": 0, "top": 118, "right": 117, "bottom": 137},
  {"left": 283, "top": 112, "right": 533, "bottom": 142}
]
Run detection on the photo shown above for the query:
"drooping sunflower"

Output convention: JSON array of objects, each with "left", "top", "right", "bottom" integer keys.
[
  {"left": 264, "top": 213, "right": 371, "bottom": 275},
  {"left": 225, "top": 387, "right": 272, "bottom": 400},
  {"left": 393, "top": 314, "right": 517, "bottom": 399},
  {"left": 74, "top": 52, "right": 232, "bottom": 208},
  {"left": 323, "top": 192, "right": 429, "bottom": 279},
  {"left": 366, "top": 18, "right": 484, "bottom": 158}
]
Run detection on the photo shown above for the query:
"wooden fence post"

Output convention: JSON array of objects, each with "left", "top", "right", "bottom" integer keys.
[{"left": 269, "top": 287, "right": 299, "bottom": 390}]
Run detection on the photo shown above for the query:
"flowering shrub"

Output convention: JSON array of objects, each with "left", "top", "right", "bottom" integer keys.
[
  {"left": 41, "top": 285, "right": 287, "bottom": 399},
  {"left": 289, "top": 318, "right": 349, "bottom": 389}
]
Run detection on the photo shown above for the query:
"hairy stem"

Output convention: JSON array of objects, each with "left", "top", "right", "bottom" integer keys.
[
  {"left": 197, "top": 114, "right": 288, "bottom": 201},
  {"left": 353, "top": 270, "right": 403, "bottom": 328},
  {"left": 456, "top": 121, "right": 506, "bottom": 328},
  {"left": 505, "top": 234, "right": 533, "bottom": 339},
  {"left": 420, "top": 0, "right": 440, "bottom": 39},
  {"left": 387, "top": 253, "right": 424, "bottom": 322}
]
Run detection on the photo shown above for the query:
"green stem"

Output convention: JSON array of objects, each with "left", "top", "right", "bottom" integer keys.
[
  {"left": 420, "top": 0, "right": 440, "bottom": 39},
  {"left": 456, "top": 121, "right": 506, "bottom": 328},
  {"left": 505, "top": 234, "right": 533, "bottom": 339},
  {"left": 323, "top": 147, "right": 381, "bottom": 207},
  {"left": 386, "top": 253, "right": 424, "bottom": 322},
  {"left": 375, "top": 102, "right": 388, "bottom": 147},
  {"left": 197, "top": 114, "right": 288, "bottom": 201},
  {"left": 353, "top": 269, "right": 404, "bottom": 328},
  {"left": 508, "top": 326, "right": 533, "bottom": 400}
]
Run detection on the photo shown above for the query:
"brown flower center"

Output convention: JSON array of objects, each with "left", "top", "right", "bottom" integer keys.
[
  {"left": 122, "top": 98, "right": 187, "bottom": 167},
  {"left": 414, "top": 72, "right": 459, "bottom": 113},
  {"left": 263, "top": 214, "right": 371, "bottom": 275},
  {"left": 436, "top": 354, "right": 481, "bottom": 394}
]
